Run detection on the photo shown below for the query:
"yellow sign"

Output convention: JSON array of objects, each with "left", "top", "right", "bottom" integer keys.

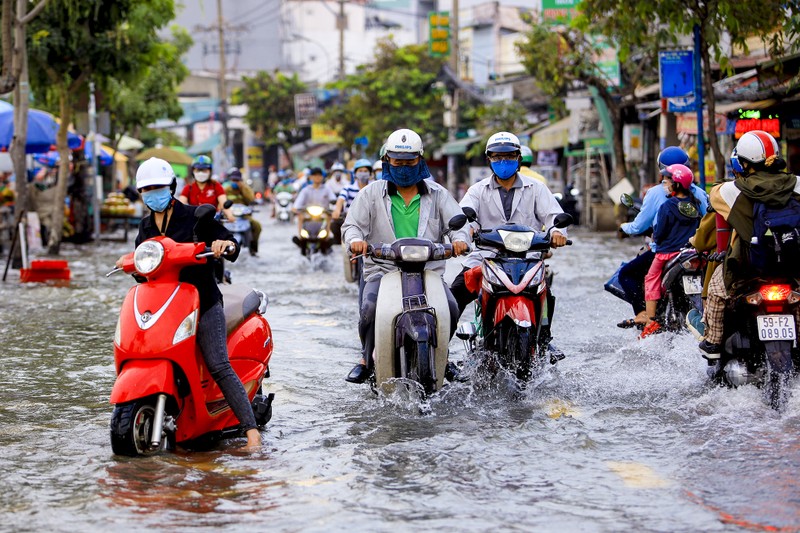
[
  {"left": 311, "top": 123, "right": 342, "bottom": 144},
  {"left": 428, "top": 11, "right": 450, "bottom": 58},
  {"left": 247, "top": 146, "right": 263, "bottom": 168}
]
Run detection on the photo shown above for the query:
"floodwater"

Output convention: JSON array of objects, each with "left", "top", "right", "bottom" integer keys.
[{"left": 1, "top": 209, "right": 800, "bottom": 532}]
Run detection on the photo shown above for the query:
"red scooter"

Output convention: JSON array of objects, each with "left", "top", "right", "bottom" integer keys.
[{"left": 107, "top": 220, "right": 274, "bottom": 456}]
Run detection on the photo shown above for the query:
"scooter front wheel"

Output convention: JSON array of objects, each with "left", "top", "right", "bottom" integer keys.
[{"left": 110, "top": 398, "right": 171, "bottom": 457}]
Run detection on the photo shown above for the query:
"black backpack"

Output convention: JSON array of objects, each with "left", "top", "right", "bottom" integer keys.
[{"left": 749, "top": 197, "right": 800, "bottom": 275}]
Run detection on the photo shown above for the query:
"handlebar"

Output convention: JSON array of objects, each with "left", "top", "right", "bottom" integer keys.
[{"left": 196, "top": 244, "right": 236, "bottom": 259}]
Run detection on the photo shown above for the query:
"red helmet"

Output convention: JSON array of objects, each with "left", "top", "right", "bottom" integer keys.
[{"left": 661, "top": 163, "right": 694, "bottom": 189}]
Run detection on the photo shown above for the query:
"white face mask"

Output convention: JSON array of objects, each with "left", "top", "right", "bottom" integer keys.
[{"left": 194, "top": 171, "right": 210, "bottom": 183}]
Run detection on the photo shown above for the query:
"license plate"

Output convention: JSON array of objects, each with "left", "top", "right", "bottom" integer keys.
[
  {"left": 682, "top": 275, "right": 703, "bottom": 295},
  {"left": 756, "top": 315, "right": 796, "bottom": 341}
]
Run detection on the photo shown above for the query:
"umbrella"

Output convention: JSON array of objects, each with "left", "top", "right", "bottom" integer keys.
[
  {"left": 34, "top": 142, "right": 113, "bottom": 167},
  {"left": 135, "top": 147, "right": 193, "bottom": 165},
  {"left": 0, "top": 108, "right": 82, "bottom": 153}
]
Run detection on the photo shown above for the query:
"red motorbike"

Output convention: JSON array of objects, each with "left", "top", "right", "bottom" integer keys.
[{"left": 107, "top": 221, "right": 274, "bottom": 456}]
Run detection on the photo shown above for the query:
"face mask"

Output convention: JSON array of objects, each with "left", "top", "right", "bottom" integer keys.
[
  {"left": 355, "top": 171, "right": 371, "bottom": 183},
  {"left": 383, "top": 159, "right": 429, "bottom": 187},
  {"left": 142, "top": 187, "right": 172, "bottom": 213},
  {"left": 375, "top": 171, "right": 383, "bottom": 180},
  {"left": 490, "top": 160, "right": 519, "bottom": 180},
  {"left": 194, "top": 170, "right": 210, "bottom": 183}
]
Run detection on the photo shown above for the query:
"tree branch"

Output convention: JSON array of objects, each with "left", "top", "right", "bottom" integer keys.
[
  {"left": 0, "top": 0, "right": 14, "bottom": 93},
  {"left": 19, "top": 0, "right": 47, "bottom": 25}
]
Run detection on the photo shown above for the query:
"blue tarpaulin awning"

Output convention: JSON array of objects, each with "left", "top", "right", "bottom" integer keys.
[{"left": 188, "top": 133, "right": 221, "bottom": 156}]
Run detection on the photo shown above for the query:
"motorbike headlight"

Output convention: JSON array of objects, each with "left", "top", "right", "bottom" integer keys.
[
  {"left": 133, "top": 241, "right": 164, "bottom": 275},
  {"left": 400, "top": 245, "right": 430, "bottom": 262},
  {"left": 483, "top": 261, "right": 503, "bottom": 285},
  {"left": 528, "top": 267, "right": 545, "bottom": 287},
  {"left": 231, "top": 205, "right": 247, "bottom": 217},
  {"left": 173, "top": 310, "right": 198, "bottom": 345},
  {"left": 318, "top": 228, "right": 328, "bottom": 239},
  {"left": 498, "top": 230, "right": 534, "bottom": 253},
  {"left": 306, "top": 205, "right": 325, "bottom": 217},
  {"left": 300, "top": 229, "right": 310, "bottom": 239}
]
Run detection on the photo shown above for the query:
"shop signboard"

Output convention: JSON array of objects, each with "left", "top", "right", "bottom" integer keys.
[
  {"left": 676, "top": 112, "right": 727, "bottom": 135},
  {"left": 294, "top": 93, "right": 319, "bottom": 127},
  {"left": 536, "top": 150, "right": 559, "bottom": 166},
  {"left": 659, "top": 50, "right": 694, "bottom": 99},
  {"left": 541, "top": 0, "right": 578, "bottom": 24},
  {"left": 734, "top": 110, "right": 780, "bottom": 139},
  {"left": 311, "top": 123, "right": 342, "bottom": 144},
  {"left": 428, "top": 12, "right": 450, "bottom": 58}
]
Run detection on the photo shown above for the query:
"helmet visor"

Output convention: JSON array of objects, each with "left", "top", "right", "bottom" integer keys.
[
  {"left": 486, "top": 142, "right": 520, "bottom": 153},
  {"left": 386, "top": 151, "right": 420, "bottom": 160}
]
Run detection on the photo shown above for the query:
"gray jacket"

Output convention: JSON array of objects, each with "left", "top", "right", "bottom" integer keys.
[
  {"left": 342, "top": 179, "right": 469, "bottom": 281},
  {"left": 459, "top": 173, "right": 565, "bottom": 269}
]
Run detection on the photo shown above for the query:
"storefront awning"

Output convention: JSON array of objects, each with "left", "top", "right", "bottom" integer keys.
[
  {"left": 531, "top": 117, "right": 571, "bottom": 151},
  {"left": 715, "top": 99, "right": 777, "bottom": 115},
  {"left": 187, "top": 133, "right": 222, "bottom": 156},
  {"left": 441, "top": 135, "right": 483, "bottom": 156}
]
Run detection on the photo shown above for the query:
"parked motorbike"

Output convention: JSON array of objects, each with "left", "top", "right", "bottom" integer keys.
[
  {"left": 223, "top": 203, "right": 255, "bottom": 255},
  {"left": 106, "top": 205, "right": 274, "bottom": 456},
  {"left": 707, "top": 279, "right": 799, "bottom": 409},
  {"left": 553, "top": 183, "right": 581, "bottom": 226},
  {"left": 368, "top": 221, "right": 466, "bottom": 396},
  {"left": 275, "top": 191, "right": 294, "bottom": 223},
  {"left": 292, "top": 205, "right": 333, "bottom": 257},
  {"left": 455, "top": 208, "right": 573, "bottom": 381}
]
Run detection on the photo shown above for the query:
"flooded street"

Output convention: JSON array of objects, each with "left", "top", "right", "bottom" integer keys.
[{"left": 2, "top": 210, "right": 800, "bottom": 532}]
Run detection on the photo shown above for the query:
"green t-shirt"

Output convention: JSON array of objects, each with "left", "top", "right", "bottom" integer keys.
[{"left": 390, "top": 192, "right": 421, "bottom": 238}]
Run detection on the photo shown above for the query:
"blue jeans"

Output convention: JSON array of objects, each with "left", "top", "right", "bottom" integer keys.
[{"left": 197, "top": 302, "right": 257, "bottom": 431}]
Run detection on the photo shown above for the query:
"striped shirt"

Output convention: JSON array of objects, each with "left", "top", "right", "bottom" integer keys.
[{"left": 338, "top": 183, "right": 361, "bottom": 213}]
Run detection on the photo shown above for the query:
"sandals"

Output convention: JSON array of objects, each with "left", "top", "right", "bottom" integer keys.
[{"left": 617, "top": 318, "right": 637, "bottom": 329}]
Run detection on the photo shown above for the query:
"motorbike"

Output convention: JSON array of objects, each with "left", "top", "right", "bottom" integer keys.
[
  {"left": 222, "top": 203, "right": 255, "bottom": 255},
  {"left": 455, "top": 209, "right": 573, "bottom": 381},
  {"left": 275, "top": 191, "right": 294, "bottom": 223},
  {"left": 367, "top": 220, "right": 466, "bottom": 396},
  {"left": 707, "top": 279, "right": 799, "bottom": 409},
  {"left": 292, "top": 205, "right": 333, "bottom": 257},
  {"left": 553, "top": 183, "right": 581, "bottom": 226},
  {"left": 106, "top": 205, "right": 274, "bottom": 456}
]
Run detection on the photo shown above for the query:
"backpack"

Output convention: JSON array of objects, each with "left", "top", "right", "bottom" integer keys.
[{"left": 749, "top": 197, "right": 800, "bottom": 275}]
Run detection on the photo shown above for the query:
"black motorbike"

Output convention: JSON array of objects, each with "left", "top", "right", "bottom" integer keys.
[
  {"left": 553, "top": 183, "right": 580, "bottom": 226},
  {"left": 292, "top": 205, "right": 333, "bottom": 257}
]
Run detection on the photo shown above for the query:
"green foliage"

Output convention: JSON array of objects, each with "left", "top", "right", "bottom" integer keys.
[
  {"left": 230, "top": 70, "right": 308, "bottom": 145},
  {"left": 463, "top": 101, "right": 533, "bottom": 158},
  {"left": 317, "top": 38, "right": 447, "bottom": 155}
]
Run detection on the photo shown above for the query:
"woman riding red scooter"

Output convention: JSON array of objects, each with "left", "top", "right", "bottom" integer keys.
[{"left": 111, "top": 157, "right": 270, "bottom": 454}]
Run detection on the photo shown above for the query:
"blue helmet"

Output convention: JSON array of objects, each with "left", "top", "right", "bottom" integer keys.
[
  {"left": 730, "top": 148, "right": 744, "bottom": 175},
  {"left": 353, "top": 158, "right": 372, "bottom": 172},
  {"left": 657, "top": 146, "right": 689, "bottom": 171}
]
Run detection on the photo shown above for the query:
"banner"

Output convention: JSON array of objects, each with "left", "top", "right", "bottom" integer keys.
[{"left": 659, "top": 50, "right": 694, "bottom": 99}]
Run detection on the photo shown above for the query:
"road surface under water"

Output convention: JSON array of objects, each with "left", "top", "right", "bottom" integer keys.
[{"left": 1, "top": 210, "right": 799, "bottom": 532}]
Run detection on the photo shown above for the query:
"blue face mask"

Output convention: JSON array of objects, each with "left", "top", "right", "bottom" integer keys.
[
  {"left": 490, "top": 159, "right": 519, "bottom": 180},
  {"left": 142, "top": 187, "right": 172, "bottom": 212},
  {"left": 375, "top": 171, "right": 383, "bottom": 180},
  {"left": 382, "top": 159, "right": 430, "bottom": 187}
]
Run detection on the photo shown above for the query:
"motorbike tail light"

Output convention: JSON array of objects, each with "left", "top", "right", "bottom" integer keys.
[
  {"left": 760, "top": 284, "right": 791, "bottom": 302},
  {"left": 681, "top": 258, "right": 701, "bottom": 270},
  {"left": 744, "top": 292, "right": 762, "bottom": 305},
  {"left": 788, "top": 291, "right": 800, "bottom": 305}
]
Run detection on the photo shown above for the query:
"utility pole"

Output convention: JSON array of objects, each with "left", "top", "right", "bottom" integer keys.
[
  {"left": 446, "top": 0, "right": 460, "bottom": 196},
  {"left": 217, "top": 0, "right": 230, "bottom": 160},
  {"left": 337, "top": 0, "right": 346, "bottom": 81}
]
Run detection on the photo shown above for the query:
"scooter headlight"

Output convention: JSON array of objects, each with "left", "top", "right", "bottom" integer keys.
[
  {"left": 483, "top": 261, "right": 503, "bottom": 286},
  {"left": 318, "top": 228, "right": 329, "bottom": 239},
  {"left": 300, "top": 228, "right": 310, "bottom": 239},
  {"left": 399, "top": 245, "right": 430, "bottom": 262},
  {"left": 498, "top": 230, "right": 534, "bottom": 253},
  {"left": 134, "top": 241, "right": 165, "bottom": 275},
  {"left": 173, "top": 309, "right": 198, "bottom": 345},
  {"left": 306, "top": 205, "right": 325, "bottom": 217}
]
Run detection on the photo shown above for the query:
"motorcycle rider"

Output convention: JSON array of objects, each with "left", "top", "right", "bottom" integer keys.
[
  {"left": 293, "top": 167, "right": 337, "bottom": 235},
  {"left": 700, "top": 130, "right": 800, "bottom": 356},
  {"left": 640, "top": 164, "right": 704, "bottom": 338},
  {"left": 615, "top": 146, "right": 708, "bottom": 328},
  {"left": 341, "top": 128, "right": 470, "bottom": 384},
  {"left": 518, "top": 145, "right": 548, "bottom": 185},
  {"left": 179, "top": 155, "right": 234, "bottom": 222},
  {"left": 223, "top": 167, "right": 262, "bottom": 256},
  {"left": 332, "top": 158, "right": 374, "bottom": 221},
  {"left": 115, "top": 158, "right": 260, "bottom": 448},
  {"left": 326, "top": 162, "right": 348, "bottom": 196},
  {"left": 271, "top": 170, "right": 296, "bottom": 218},
  {"left": 372, "top": 159, "right": 383, "bottom": 180}
]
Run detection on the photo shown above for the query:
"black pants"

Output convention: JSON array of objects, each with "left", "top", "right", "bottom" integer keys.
[
  {"left": 618, "top": 249, "right": 655, "bottom": 315},
  {"left": 451, "top": 267, "right": 477, "bottom": 316}
]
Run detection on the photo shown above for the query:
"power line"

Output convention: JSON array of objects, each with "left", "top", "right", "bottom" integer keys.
[{"left": 228, "top": 0, "right": 278, "bottom": 24}]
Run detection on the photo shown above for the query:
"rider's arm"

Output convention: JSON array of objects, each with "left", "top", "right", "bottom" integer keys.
[
  {"left": 292, "top": 188, "right": 308, "bottom": 213},
  {"left": 218, "top": 193, "right": 234, "bottom": 222},
  {"left": 532, "top": 183, "right": 567, "bottom": 235},
  {"left": 458, "top": 182, "right": 481, "bottom": 234},
  {"left": 341, "top": 188, "right": 370, "bottom": 249},
  {"left": 204, "top": 216, "right": 241, "bottom": 263},
  {"left": 440, "top": 188, "right": 470, "bottom": 245},
  {"left": 621, "top": 186, "right": 660, "bottom": 235},
  {"left": 331, "top": 197, "right": 346, "bottom": 219}
]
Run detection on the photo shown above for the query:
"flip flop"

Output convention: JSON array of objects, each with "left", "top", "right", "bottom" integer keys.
[{"left": 617, "top": 318, "right": 637, "bottom": 329}]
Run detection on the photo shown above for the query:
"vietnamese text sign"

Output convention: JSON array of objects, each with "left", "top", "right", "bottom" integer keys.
[
  {"left": 294, "top": 93, "right": 319, "bottom": 127},
  {"left": 659, "top": 50, "right": 694, "bottom": 99},
  {"left": 541, "top": 0, "right": 578, "bottom": 24},
  {"left": 428, "top": 12, "right": 450, "bottom": 58}
]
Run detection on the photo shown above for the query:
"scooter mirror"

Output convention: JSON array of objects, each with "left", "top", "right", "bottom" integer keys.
[
  {"left": 194, "top": 204, "right": 216, "bottom": 220},
  {"left": 620, "top": 193, "right": 635, "bottom": 209},
  {"left": 553, "top": 213, "right": 573, "bottom": 229},
  {"left": 223, "top": 199, "right": 234, "bottom": 209},
  {"left": 678, "top": 201, "right": 700, "bottom": 219},
  {"left": 448, "top": 214, "right": 468, "bottom": 231},
  {"left": 462, "top": 207, "right": 478, "bottom": 222}
]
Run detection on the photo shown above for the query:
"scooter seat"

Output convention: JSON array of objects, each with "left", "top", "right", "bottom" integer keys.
[{"left": 220, "top": 285, "right": 266, "bottom": 335}]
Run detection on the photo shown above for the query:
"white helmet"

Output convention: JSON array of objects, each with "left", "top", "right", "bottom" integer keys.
[
  {"left": 372, "top": 160, "right": 383, "bottom": 171},
  {"left": 136, "top": 157, "right": 175, "bottom": 191},
  {"left": 735, "top": 130, "right": 780, "bottom": 165},
  {"left": 385, "top": 128, "right": 424, "bottom": 159},
  {"left": 331, "top": 162, "right": 346, "bottom": 172},
  {"left": 485, "top": 131, "right": 521, "bottom": 154}
]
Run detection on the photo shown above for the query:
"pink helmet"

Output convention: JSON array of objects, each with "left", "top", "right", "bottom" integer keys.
[{"left": 661, "top": 163, "right": 694, "bottom": 189}]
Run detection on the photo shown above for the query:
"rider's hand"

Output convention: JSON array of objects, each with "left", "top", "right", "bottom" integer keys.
[
  {"left": 452, "top": 240, "right": 470, "bottom": 256},
  {"left": 349, "top": 240, "right": 367, "bottom": 255},
  {"left": 115, "top": 255, "right": 125, "bottom": 269},
  {"left": 551, "top": 231, "right": 567, "bottom": 248},
  {"left": 211, "top": 239, "right": 235, "bottom": 258}
]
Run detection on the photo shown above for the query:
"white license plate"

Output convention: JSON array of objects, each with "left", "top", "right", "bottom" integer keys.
[
  {"left": 682, "top": 275, "right": 703, "bottom": 295},
  {"left": 756, "top": 315, "right": 796, "bottom": 341}
]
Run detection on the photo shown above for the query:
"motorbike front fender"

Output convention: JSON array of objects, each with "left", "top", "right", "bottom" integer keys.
[
  {"left": 493, "top": 296, "right": 535, "bottom": 328},
  {"left": 110, "top": 359, "right": 178, "bottom": 404}
]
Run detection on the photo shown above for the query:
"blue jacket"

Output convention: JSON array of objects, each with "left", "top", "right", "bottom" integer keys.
[
  {"left": 621, "top": 183, "right": 708, "bottom": 251},
  {"left": 652, "top": 196, "right": 702, "bottom": 254}
]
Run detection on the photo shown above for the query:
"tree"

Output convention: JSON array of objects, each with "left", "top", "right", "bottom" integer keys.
[
  {"left": 577, "top": 0, "right": 800, "bottom": 182},
  {"left": 464, "top": 100, "right": 533, "bottom": 159},
  {"left": 317, "top": 38, "right": 447, "bottom": 156},
  {"left": 230, "top": 71, "right": 308, "bottom": 148},
  {"left": 516, "top": 13, "right": 661, "bottom": 182},
  {"left": 26, "top": 0, "right": 178, "bottom": 254},
  {"left": 1, "top": 0, "right": 48, "bottom": 215}
]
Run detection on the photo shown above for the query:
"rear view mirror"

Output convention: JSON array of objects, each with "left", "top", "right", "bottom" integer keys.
[
  {"left": 620, "top": 193, "right": 635, "bottom": 209},
  {"left": 448, "top": 214, "right": 468, "bottom": 231},
  {"left": 462, "top": 207, "right": 478, "bottom": 222},
  {"left": 223, "top": 199, "right": 234, "bottom": 209},
  {"left": 194, "top": 204, "right": 215, "bottom": 220},
  {"left": 553, "top": 213, "right": 573, "bottom": 229}
]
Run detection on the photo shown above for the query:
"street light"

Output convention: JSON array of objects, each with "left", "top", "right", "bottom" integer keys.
[{"left": 290, "top": 33, "right": 333, "bottom": 82}]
